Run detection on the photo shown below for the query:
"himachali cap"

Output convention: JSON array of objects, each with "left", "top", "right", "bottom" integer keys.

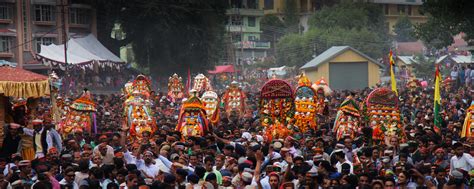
[
  {"left": 18, "top": 160, "right": 31, "bottom": 167},
  {"left": 32, "top": 119, "right": 43, "bottom": 125},
  {"left": 241, "top": 172, "right": 253, "bottom": 183},
  {"left": 9, "top": 123, "right": 21, "bottom": 129},
  {"left": 314, "top": 154, "right": 323, "bottom": 160},
  {"left": 272, "top": 141, "right": 283, "bottom": 150},
  {"left": 48, "top": 147, "right": 58, "bottom": 154}
]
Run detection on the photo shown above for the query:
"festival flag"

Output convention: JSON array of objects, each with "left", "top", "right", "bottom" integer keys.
[
  {"left": 389, "top": 50, "right": 398, "bottom": 96},
  {"left": 433, "top": 63, "right": 441, "bottom": 134}
]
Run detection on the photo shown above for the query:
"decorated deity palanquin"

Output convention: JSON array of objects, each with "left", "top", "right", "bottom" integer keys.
[
  {"left": 176, "top": 91, "right": 209, "bottom": 137},
  {"left": 192, "top": 74, "right": 212, "bottom": 95},
  {"left": 201, "top": 91, "right": 219, "bottom": 125},
  {"left": 222, "top": 81, "right": 246, "bottom": 119},
  {"left": 123, "top": 75, "right": 156, "bottom": 143},
  {"left": 259, "top": 79, "right": 294, "bottom": 134},
  {"left": 462, "top": 102, "right": 474, "bottom": 138},
  {"left": 265, "top": 120, "right": 292, "bottom": 141},
  {"left": 443, "top": 77, "right": 452, "bottom": 91},
  {"left": 168, "top": 73, "right": 185, "bottom": 102},
  {"left": 365, "top": 88, "right": 405, "bottom": 144},
  {"left": 58, "top": 90, "right": 97, "bottom": 137},
  {"left": 333, "top": 96, "right": 361, "bottom": 141},
  {"left": 406, "top": 77, "right": 422, "bottom": 92},
  {"left": 293, "top": 74, "right": 318, "bottom": 132},
  {"left": 312, "top": 77, "right": 332, "bottom": 115}
]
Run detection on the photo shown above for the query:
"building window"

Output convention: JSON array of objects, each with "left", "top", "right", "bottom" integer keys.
[
  {"left": 407, "top": 5, "right": 412, "bottom": 16},
  {"left": 233, "top": 33, "right": 241, "bottom": 42},
  {"left": 231, "top": 17, "right": 242, "bottom": 26},
  {"left": 34, "top": 5, "right": 55, "bottom": 22},
  {"left": 0, "top": 36, "right": 12, "bottom": 53},
  {"left": 248, "top": 36, "right": 257, "bottom": 41},
  {"left": 0, "top": 3, "right": 12, "bottom": 20},
  {"left": 264, "top": 0, "right": 274, "bottom": 10},
  {"left": 248, "top": 17, "right": 256, "bottom": 27},
  {"left": 230, "top": 0, "right": 242, "bottom": 8},
  {"left": 384, "top": 4, "right": 389, "bottom": 15},
  {"left": 397, "top": 5, "right": 406, "bottom": 14},
  {"left": 70, "top": 8, "right": 90, "bottom": 25},
  {"left": 247, "top": 0, "right": 257, "bottom": 9},
  {"left": 35, "top": 37, "right": 55, "bottom": 53}
]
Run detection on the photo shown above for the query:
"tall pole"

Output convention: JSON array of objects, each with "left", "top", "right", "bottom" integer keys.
[
  {"left": 239, "top": 8, "right": 244, "bottom": 81},
  {"left": 60, "top": 0, "right": 68, "bottom": 74}
]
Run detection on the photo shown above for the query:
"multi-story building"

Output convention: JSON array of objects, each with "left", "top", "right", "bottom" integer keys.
[
  {"left": 367, "top": 0, "right": 427, "bottom": 34},
  {"left": 226, "top": 0, "right": 271, "bottom": 64},
  {"left": 259, "top": 0, "right": 323, "bottom": 32},
  {"left": 0, "top": 0, "right": 96, "bottom": 69}
]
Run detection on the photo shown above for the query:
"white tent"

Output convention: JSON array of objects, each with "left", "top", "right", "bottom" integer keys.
[
  {"left": 267, "top": 66, "right": 287, "bottom": 78},
  {"left": 36, "top": 34, "right": 125, "bottom": 70}
]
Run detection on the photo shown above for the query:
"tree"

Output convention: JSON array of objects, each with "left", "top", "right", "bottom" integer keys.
[
  {"left": 260, "top": 15, "right": 286, "bottom": 51},
  {"left": 393, "top": 16, "right": 416, "bottom": 42},
  {"left": 283, "top": 0, "right": 299, "bottom": 31},
  {"left": 261, "top": 15, "right": 285, "bottom": 39},
  {"left": 411, "top": 55, "right": 436, "bottom": 79},
  {"left": 276, "top": 1, "right": 390, "bottom": 67},
  {"left": 96, "top": 0, "right": 228, "bottom": 77},
  {"left": 416, "top": 0, "right": 474, "bottom": 49}
]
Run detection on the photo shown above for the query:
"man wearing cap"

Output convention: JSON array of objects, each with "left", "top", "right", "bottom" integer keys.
[
  {"left": 334, "top": 150, "right": 353, "bottom": 174},
  {"left": 0, "top": 123, "right": 22, "bottom": 159},
  {"left": 450, "top": 142, "right": 474, "bottom": 175},
  {"left": 11, "top": 160, "right": 34, "bottom": 188},
  {"left": 44, "top": 123, "right": 62, "bottom": 152},
  {"left": 21, "top": 119, "right": 53, "bottom": 159},
  {"left": 93, "top": 137, "right": 115, "bottom": 165},
  {"left": 136, "top": 151, "right": 169, "bottom": 180}
]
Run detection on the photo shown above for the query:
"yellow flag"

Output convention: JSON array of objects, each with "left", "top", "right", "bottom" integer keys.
[{"left": 389, "top": 50, "right": 398, "bottom": 96}]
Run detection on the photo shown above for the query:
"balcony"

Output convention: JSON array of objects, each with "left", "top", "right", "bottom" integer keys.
[
  {"left": 227, "top": 25, "right": 246, "bottom": 32},
  {"left": 369, "top": 0, "right": 423, "bottom": 5},
  {"left": 234, "top": 41, "right": 271, "bottom": 49},
  {"left": 226, "top": 8, "right": 264, "bottom": 16}
]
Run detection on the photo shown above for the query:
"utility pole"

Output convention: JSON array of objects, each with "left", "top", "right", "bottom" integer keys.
[
  {"left": 59, "top": 0, "right": 68, "bottom": 74},
  {"left": 239, "top": 8, "right": 244, "bottom": 81}
]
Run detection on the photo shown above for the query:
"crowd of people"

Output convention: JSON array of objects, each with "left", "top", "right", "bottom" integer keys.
[{"left": 0, "top": 71, "right": 473, "bottom": 189}]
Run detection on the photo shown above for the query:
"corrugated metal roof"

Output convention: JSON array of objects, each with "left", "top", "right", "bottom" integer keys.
[
  {"left": 436, "top": 55, "right": 474, "bottom": 64},
  {"left": 300, "top": 46, "right": 383, "bottom": 70},
  {"left": 397, "top": 56, "right": 416, "bottom": 65},
  {"left": 451, "top": 55, "right": 474, "bottom": 64},
  {"left": 435, "top": 55, "right": 449, "bottom": 64}
]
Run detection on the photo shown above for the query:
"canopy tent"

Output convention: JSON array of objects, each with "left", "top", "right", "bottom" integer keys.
[
  {"left": 36, "top": 34, "right": 125, "bottom": 70},
  {"left": 0, "top": 60, "right": 17, "bottom": 67},
  {"left": 208, "top": 65, "right": 237, "bottom": 74},
  {"left": 0, "top": 65, "right": 50, "bottom": 98},
  {"left": 0, "top": 65, "right": 50, "bottom": 160},
  {"left": 267, "top": 66, "right": 288, "bottom": 78}
]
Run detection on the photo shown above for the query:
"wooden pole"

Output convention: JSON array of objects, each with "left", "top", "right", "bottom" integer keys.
[{"left": 0, "top": 96, "right": 5, "bottom": 147}]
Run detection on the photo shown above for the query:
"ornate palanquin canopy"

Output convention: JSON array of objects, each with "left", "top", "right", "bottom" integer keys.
[{"left": 0, "top": 66, "right": 50, "bottom": 98}]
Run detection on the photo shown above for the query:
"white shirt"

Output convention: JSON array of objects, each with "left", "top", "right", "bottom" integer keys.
[
  {"left": 23, "top": 128, "right": 53, "bottom": 158},
  {"left": 59, "top": 178, "right": 79, "bottom": 189},
  {"left": 451, "top": 70, "right": 458, "bottom": 79},
  {"left": 123, "top": 150, "right": 137, "bottom": 164},
  {"left": 137, "top": 159, "right": 170, "bottom": 178},
  {"left": 335, "top": 160, "right": 353, "bottom": 174},
  {"left": 137, "top": 161, "right": 161, "bottom": 179},
  {"left": 450, "top": 153, "right": 474, "bottom": 174}
]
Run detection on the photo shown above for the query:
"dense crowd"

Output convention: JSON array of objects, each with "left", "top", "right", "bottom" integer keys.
[{"left": 0, "top": 73, "right": 473, "bottom": 189}]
